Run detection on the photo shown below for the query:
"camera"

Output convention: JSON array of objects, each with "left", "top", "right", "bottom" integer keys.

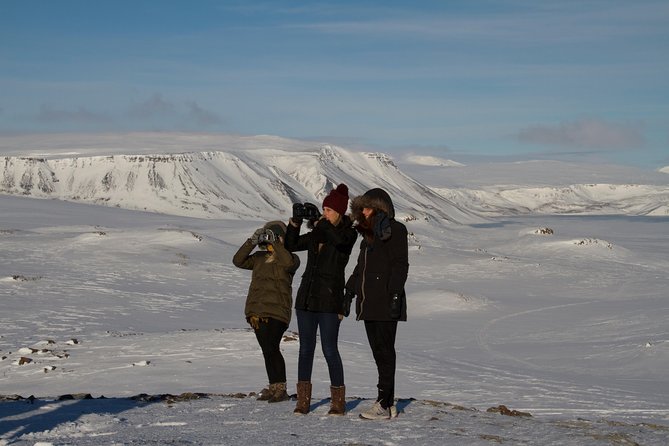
[
  {"left": 252, "top": 227, "right": 278, "bottom": 247},
  {"left": 293, "top": 202, "right": 321, "bottom": 221},
  {"left": 258, "top": 229, "right": 277, "bottom": 244}
]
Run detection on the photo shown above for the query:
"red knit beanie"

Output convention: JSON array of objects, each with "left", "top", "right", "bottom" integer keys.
[{"left": 322, "top": 184, "right": 349, "bottom": 216}]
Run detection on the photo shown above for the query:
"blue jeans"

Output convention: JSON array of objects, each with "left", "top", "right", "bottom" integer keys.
[{"left": 296, "top": 309, "right": 344, "bottom": 386}]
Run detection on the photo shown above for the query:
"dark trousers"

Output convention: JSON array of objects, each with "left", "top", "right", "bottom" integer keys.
[
  {"left": 296, "top": 309, "right": 344, "bottom": 386},
  {"left": 364, "top": 320, "right": 398, "bottom": 409},
  {"left": 254, "top": 317, "right": 288, "bottom": 384}
]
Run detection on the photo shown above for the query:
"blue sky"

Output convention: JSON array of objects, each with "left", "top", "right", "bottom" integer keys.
[{"left": 2, "top": 0, "right": 668, "bottom": 167}]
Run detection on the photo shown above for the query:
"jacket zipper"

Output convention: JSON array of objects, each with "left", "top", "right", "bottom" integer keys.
[{"left": 357, "top": 247, "right": 368, "bottom": 321}]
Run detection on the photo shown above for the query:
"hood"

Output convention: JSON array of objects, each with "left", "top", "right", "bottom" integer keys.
[{"left": 350, "top": 188, "right": 395, "bottom": 221}]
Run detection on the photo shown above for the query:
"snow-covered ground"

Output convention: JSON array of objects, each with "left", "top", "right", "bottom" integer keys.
[{"left": 1, "top": 133, "right": 669, "bottom": 444}]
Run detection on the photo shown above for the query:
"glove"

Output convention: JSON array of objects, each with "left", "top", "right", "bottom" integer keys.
[
  {"left": 248, "top": 315, "right": 268, "bottom": 330},
  {"left": 248, "top": 315, "right": 260, "bottom": 330},
  {"left": 390, "top": 293, "right": 402, "bottom": 320},
  {"left": 343, "top": 289, "right": 355, "bottom": 317},
  {"left": 291, "top": 203, "right": 304, "bottom": 225},
  {"left": 250, "top": 228, "right": 264, "bottom": 245},
  {"left": 303, "top": 202, "right": 321, "bottom": 220}
]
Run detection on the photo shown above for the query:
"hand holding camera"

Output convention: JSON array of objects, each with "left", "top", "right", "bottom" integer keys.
[
  {"left": 250, "top": 227, "right": 277, "bottom": 246},
  {"left": 291, "top": 203, "right": 304, "bottom": 225},
  {"left": 292, "top": 202, "right": 321, "bottom": 223},
  {"left": 250, "top": 228, "right": 264, "bottom": 245}
]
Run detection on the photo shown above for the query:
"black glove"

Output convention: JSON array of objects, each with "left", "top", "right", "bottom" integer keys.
[
  {"left": 303, "top": 202, "right": 321, "bottom": 221},
  {"left": 250, "top": 228, "right": 264, "bottom": 245},
  {"left": 390, "top": 293, "right": 402, "bottom": 320},
  {"left": 343, "top": 289, "right": 355, "bottom": 317},
  {"left": 291, "top": 203, "right": 304, "bottom": 225}
]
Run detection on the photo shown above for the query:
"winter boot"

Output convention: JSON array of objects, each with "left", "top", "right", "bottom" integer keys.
[
  {"left": 293, "top": 381, "right": 312, "bottom": 414},
  {"left": 256, "top": 386, "right": 271, "bottom": 401},
  {"left": 327, "top": 385, "right": 346, "bottom": 415},
  {"left": 267, "top": 382, "right": 290, "bottom": 403}
]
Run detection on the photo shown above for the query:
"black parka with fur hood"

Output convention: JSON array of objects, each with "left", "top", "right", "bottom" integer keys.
[{"left": 345, "top": 188, "right": 409, "bottom": 321}]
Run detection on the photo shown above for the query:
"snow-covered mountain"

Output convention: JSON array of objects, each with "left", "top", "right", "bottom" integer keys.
[
  {"left": 0, "top": 144, "right": 479, "bottom": 223},
  {"left": 403, "top": 154, "right": 464, "bottom": 167},
  {"left": 400, "top": 159, "right": 669, "bottom": 217},
  {"left": 435, "top": 183, "right": 669, "bottom": 217},
  {"left": 1, "top": 133, "right": 667, "bottom": 220}
]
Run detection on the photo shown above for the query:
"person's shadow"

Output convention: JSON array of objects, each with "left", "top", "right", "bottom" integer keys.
[
  {"left": 0, "top": 395, "right": 158, "bottom": 440},
  {"left": 309, "top": 396, "right": 413, "bottom": 415}
]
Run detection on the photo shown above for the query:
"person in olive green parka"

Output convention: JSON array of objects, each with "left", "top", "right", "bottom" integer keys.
[{"left": 233, "top": 220, "right": 300, "bottom": 403}]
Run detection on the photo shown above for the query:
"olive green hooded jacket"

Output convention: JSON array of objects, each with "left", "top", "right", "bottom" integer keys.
[{"left": 232, "top": 222, "right": 300, "bottom": 326}]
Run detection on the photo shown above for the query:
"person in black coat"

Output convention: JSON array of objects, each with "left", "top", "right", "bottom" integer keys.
[
  {"left": 345, "top": 187, "right": 409, "bottom": 420},
  {"left": 285, "top": 184, "right": 358, "bottom": 415}
]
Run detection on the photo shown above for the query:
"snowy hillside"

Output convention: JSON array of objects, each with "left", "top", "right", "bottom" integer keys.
[
  {"left": 399, "top": 159, "right": 669, "bottom": 217},
  {"left": 1, "top": 141, "right": 478, "bottom": 224},
  {"left": 435, "top": 183, "right": 669, "bottom": 217},
  {"left": 1, "top": 194, "right": 668, "bottom": 445},
  {"left": 2, "top": 133, "right": 668, "bottom": 223}
]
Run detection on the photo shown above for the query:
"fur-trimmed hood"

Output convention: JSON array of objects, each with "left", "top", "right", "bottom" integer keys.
[{"left": 350, "top": 188, "right": 395, "bottom": 222}]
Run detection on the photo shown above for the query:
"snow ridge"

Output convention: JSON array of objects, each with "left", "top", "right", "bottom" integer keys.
[
  {"left": 434, "top": 183, "right": 669, "bottom": 217},
  {"left": 1, "top": 146, "right": 480, "bottom": 223},
  {"left": 2, "top": 133, "right": 667, "bottom": 220}
]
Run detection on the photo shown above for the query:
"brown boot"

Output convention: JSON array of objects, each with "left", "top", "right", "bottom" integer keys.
[
  {"left": 328, "top": 385, "right": 346, "bottom": 415},
  {"left": 267, "top": 382, "right": 289, "bottom": 403},
  {"left": 293, "top": 381, "right": 312, "bottom": 414},
  {"left": 256, "top": 386, "right": 271, "bottom": 401}
]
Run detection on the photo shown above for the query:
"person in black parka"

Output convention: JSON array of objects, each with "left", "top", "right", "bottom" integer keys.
[
  {"left": 345, "top": 187, "right": 409, "bottom": 420},
  {"left": 285, "top": 184, "right": 358, "bottom": 415}
]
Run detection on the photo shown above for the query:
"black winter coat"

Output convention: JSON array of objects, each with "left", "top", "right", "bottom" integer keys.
[
  {"left": 285, "top": 216, "right": 357, "bottom": 314},
  {"left": 346, "top": 219, "right": 409, "bottom": 322}
]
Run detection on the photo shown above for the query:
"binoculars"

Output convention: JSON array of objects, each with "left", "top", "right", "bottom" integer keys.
[{"left": 292, "top": 202, "right": 321, "bottom": 221}]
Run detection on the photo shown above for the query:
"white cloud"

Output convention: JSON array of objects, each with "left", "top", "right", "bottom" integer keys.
[
  {"left": 187, "top": 102, "right": 222, "bottom": 126},
  {"left": 129, "top": 93, "right": 176, "bottom": 118},
  {"left": 127, "top": 94, "right": 221, "bottom": 127},
  {"left": 36, "top": 105, "right": 111, "bottom": 124},
  {"left": 516, "top": 119, "right": 646, "bottom": 150}
]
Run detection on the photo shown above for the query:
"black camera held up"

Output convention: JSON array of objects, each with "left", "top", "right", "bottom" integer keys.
[{"left": 292, "top": 202, "right": 321, "bottom": 222}]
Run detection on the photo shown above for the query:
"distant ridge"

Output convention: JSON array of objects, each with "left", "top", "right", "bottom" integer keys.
[
  {"left": 1, "top": 133, "right": 667, "bottom": 219},
  {"left": 1, "top": 144, "right": 480, "bottom": 223}
]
